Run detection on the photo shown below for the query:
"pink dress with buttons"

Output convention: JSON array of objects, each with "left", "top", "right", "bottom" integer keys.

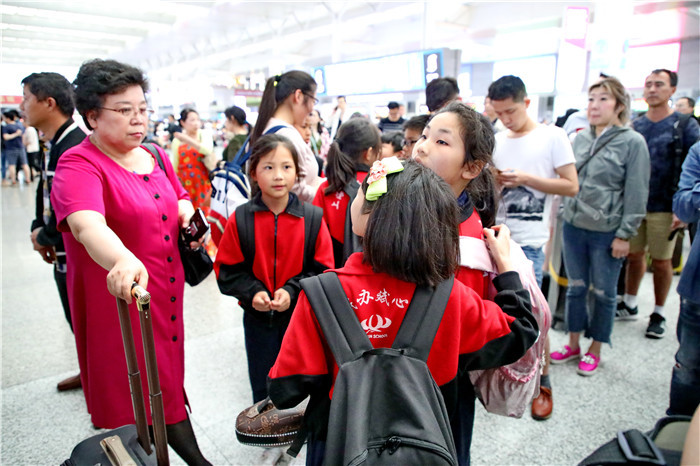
[{"left": 52, "top": 138, "right": 190, "bottom": 428}]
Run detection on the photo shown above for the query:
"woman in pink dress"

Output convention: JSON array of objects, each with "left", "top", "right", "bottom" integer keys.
[{"left": 51, "top": 59, "right": 210, "bottom": 465}]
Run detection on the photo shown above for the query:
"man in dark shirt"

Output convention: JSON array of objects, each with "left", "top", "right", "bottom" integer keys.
[
  {"left": 377, "top": 101, "right": 405, "bottom": 133},
  {"left": 21, "top": 72, "right": 87, "bottom": 391},
  {"left": 621, "top": 69, "right": 700, "bottom": 339}
]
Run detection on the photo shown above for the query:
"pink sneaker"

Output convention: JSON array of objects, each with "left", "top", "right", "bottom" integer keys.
[
  {"left": 577, "top": 352, "right": 600, "bottom": 376},
  {"left": 550, "top": 345, "right": 580, "bottom": 364}
]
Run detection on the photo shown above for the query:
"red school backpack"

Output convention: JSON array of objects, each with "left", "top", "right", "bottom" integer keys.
[{"left": 458, "top": 235, "right": 552, "bottom": 418}]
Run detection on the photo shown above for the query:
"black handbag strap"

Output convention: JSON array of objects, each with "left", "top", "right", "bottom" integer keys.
[
  {"left": 342, "top": 179, "right": 362, "bottom": 263},
  {"left": 576, "top": 130, "right": 623, "bottom": 174},
  {"left": 302, "top": 202, "right": 323, "bottom": 272}
]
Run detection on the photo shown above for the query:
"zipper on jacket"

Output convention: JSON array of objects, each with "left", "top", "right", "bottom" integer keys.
[{"left": 271, "top": 213, "right": 279, "bottom": 326}]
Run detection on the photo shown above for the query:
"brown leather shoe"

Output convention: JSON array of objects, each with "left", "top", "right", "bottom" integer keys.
[
  {"left": 531, "top": 386, "right": 552, "bottom": 420},
  {"left": 57, "top": 373, "right": 82, "bottom": 391}
]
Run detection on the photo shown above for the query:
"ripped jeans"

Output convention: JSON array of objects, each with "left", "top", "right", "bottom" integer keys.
[{"left": 562, "top": 222, "right": 624, "bottom": 344}]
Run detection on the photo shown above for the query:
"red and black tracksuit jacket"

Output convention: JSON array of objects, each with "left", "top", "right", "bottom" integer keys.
[
  {"left": 215, "top": 192, "right": 334, "bottom": 326},
  {"left": 267, "top": 253, "right": 537, "bottom": 440},
  {"left": 312, "top": 166, "right": 369, "bottom": 267}
]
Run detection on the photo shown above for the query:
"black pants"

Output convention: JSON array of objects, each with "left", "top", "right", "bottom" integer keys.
[
  {"left": 54, "top": 266, "right": 73, "bottom": 332},
  {"left": 453, "top": 378, "right": 475, "bottom": 466},
  {"left": 243, "top": 311, "right": 289, "bottom": 403}
]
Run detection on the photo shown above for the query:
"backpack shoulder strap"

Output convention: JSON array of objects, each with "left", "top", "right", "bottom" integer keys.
[
  {"left": 232, "top": 125, "right": 288, "bottom": 167},
  {"left": 392, "top": 276, "right": 454, "bottom": 362},
  {"left": 234, "top": 202, "right": 255, "bottom": 265},
  {"left": 143, "top": 143, "right": 165, "bottom": 171},
  {"left": 302, "top": 202, "right": 323, "bottom": 271},
  {"left": 301, "top": 272, "right": 372, "bottom": 366}
]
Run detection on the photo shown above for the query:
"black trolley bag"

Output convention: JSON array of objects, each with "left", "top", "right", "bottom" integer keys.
[{"left": 63, "top": 284, "right": 169, "bottom": 466}]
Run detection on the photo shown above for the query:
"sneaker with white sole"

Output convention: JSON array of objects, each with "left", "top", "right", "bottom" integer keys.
[
  {"left": 615, "top": 302, "right": 639, "bottom": 320},
  {"left": 645, "top": 313, "right": 666, "bottom": 339},
  {"left": 577, "top": 352, "right": 600, "bottom": 376},
  {"left": 550, "top": 345, "right": 581, "bottom": 364}
]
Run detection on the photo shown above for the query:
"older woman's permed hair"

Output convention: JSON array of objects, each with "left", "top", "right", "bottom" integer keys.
[{"left": 73, "top": 59, "right": 148, "bottom": 130}]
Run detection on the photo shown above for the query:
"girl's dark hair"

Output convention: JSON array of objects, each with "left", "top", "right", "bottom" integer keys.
[
  {"left": 73, "top": 59, "right": 148, "bottom": 130},
  {"left": 251, "top": 70, "right": 316, "bottom": 146},
  {"left": 179, "top": 107, "right": 198, "bottom": 124},
  {"left": 247, "top": 133, "right": 300, "bottom": 196},
  {"left": 432, "top": 101, "right": 499, "bottom": 227},
  {"left": 360, "top": 160, "right": 459, "bottom": 286},
  {"left": 381, "top": 131, "right": 404, "bottom": 153},
  {"left": 325, "top": 118, "right": 381, "bottom": 194}
]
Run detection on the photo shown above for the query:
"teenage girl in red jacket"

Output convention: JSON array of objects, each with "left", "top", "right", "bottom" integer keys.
[
  {"left": 215, "top": 134, "right": 334, "bottom": 403},
  {"left": 269, "top": 159, "right": 537, "bottom": 465},
  {"left": 312, "top": 117, "right": 381, "bottom": 267}
]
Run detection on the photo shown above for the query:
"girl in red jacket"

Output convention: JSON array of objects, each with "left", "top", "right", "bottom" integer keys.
[
  {"left": 269, "top": 159, "right": 537, "bottom": 465},
  {"left": 215, "top": 134, "right": 334, "bottom": 403},
  {"left": 413, "top": 102, "right": 520, "bottom": 464},
  {"left": 312, "top": 117, "right": 381, "bottom": 267}
]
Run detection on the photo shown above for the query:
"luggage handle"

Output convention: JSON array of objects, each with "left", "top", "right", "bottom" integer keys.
[
  {"left": 116, "top": 284, "right": 170, "bottom": 466},
  {"left": 100, "top": 435, "right": 137, "bottom": 466}
]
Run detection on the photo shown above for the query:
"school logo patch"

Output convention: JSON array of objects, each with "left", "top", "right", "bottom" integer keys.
[{"left": 361, "top": 315, "right": 392, "bottom": 337}]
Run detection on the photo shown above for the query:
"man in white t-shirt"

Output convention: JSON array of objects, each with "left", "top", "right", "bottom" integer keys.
[
  {"left": 489, "top": 75, "right": 578, "bottom": 282},
  {"left": 488, "top": 74, "right": 578, "bottom": 423}
]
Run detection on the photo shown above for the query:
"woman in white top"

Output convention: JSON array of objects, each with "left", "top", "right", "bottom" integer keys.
[
  {"left": 250, "top": 71, "right": 321, "bottom": 202},
  {"left": 23, "top": 125, "right": 41, "bottom": 179}
]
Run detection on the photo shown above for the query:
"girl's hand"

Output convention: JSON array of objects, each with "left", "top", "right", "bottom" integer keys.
[
  {"left": 252, "top": 291, "right": 271, "bottom": 311},
  {"left": 483, "top": 225, "right": 514, "bottom": 274},
  {"left": 107, "top": 255, "right": 148, "bottom": 304},
  {"left": 270, "top": 288, "right": 291, "bottom": 312},
  {"left": 611, "top": 238, "right": 629, "bottom": 259}
]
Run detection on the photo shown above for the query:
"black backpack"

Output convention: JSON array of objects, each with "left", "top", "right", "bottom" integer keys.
[
  {"left": 301, "top": 272, "right": 458, "bottom": 466},
  {"left": 341, "top": 179, "right": 362, "bottom": 265}
]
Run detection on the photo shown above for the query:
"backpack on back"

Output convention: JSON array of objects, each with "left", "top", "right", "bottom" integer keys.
[
  {"left": 301, "top": 272, "right": 457, "bottom": 466},
  {"left": 459, "top": 235, "right": 551, "bottom": 418},
  {"left": 341, "top": 179, "right": 362, "bottom": 264},
  {"left": 208, "top": 125, "right": 285, "bottom": 246}
]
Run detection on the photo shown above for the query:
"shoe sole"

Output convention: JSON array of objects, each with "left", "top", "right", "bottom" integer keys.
[
  {"left": 577, "top": 367, "right": 597, "bottom": 376},
  {"left": 550, "top": 355, "right": 580, "bottom": 364},
  {"left": 531, "top": 412, "right": 552, "bottom": 421},
  {"left": 615, "top": 315, "right": 639, "bottom": 321},
  {"left": 645, "top": 331, "right": 665, "bottom": 339}
]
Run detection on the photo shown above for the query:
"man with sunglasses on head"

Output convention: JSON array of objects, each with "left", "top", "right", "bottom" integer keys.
[{"left": 21, "top": 72, "right": 87, "bottom": 392}]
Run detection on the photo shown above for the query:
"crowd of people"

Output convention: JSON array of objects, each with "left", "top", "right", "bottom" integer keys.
[{"left": 7, "top": 58, "right": 700, "bottom": 465}]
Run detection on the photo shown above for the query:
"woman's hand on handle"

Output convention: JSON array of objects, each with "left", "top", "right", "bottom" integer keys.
[
  {"left": 483, "top": 224, "right": 515, "bottom": 274},
  {"left": 107, "top": 255, "right": 149, "bottom": 304}
]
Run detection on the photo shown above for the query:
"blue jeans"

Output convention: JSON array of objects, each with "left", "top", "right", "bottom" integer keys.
[
  {"left": 668, "top": 297, "right": 700, "bottom": 416},
  {"left": 521, "top": 246, "right": 544, "bottom": 288},
  {"left": 562, "top": 222, "right": 623, "bottom": 344}
]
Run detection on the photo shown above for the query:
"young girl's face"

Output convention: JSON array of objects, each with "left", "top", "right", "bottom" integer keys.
[
  {"left": 251, "top": 145, "right": 297, "bottom": 203},
  {"left": 412, "top": 111, "right": 478, "bottom": 196},
  {"left": 350, "top": 187, "right": 369, "bottom": 237}
]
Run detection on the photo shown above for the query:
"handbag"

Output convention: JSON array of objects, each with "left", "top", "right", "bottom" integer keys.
[
  {"left": 235, "top": 397, "right": 305, "bottom": 447},
  {"left": 178, "top": 233, "right": 213, "bottom": 286},
  {"left": 141, "top": 143, "right": 214, "bottom": 287}
]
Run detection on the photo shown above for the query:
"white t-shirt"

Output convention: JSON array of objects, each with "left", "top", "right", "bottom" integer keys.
[
  {"left": 266, "top": 118, "right": 319, "bottom": 203},
  {"left": 493, "top": 124, "right": 575, "bottom": 248},
  {"left": 23, "top": 126, "right": 40, "bottom": 152}
]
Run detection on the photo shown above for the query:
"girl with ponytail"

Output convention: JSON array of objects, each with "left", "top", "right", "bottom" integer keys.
[
  {"left": 312, "top": 117, "right": 381, "bottom": 267},
  {"left": 252, "top": 71, "right": 321, "bottom": 202}
]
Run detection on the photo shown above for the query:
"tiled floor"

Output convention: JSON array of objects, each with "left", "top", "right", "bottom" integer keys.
[{"left": 1, "top": 181, "right": 684, "bottom": 465}]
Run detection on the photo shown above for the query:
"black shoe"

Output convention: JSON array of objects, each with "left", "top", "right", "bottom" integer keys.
[
  {"left": 616, "top": 301, "right": 639, "bottom": 321},
  {"left": 645, "top": 313, "right": 666, "bottom": 339}
]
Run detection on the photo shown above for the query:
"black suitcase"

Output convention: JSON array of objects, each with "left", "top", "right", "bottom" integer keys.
[{"left": 62, "top": 285, "right": 169, "bottom": 466}]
